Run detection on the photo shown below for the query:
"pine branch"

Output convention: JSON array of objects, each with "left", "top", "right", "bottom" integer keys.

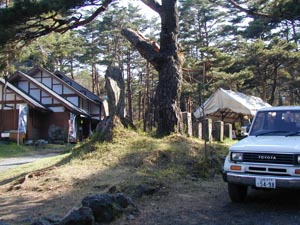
[
  {"left": 7, "top": 0, "right": 114, "bottom": 45},
  {"left": 226, "top": 0, "right": 270, "bottom": 17},
  {"left": 140, "top": 0, "right": 162, "bottom": 14},
  {"left": 121, "top": 28, "right": 164, "bottom": 70}
]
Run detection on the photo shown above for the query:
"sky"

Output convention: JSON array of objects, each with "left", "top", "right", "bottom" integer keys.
[{"left": 120, "top": 0, "right": 160, "bottom": 19}]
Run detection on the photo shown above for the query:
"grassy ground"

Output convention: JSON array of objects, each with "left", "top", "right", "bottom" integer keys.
[
  {"left": 0, "top": 128, "right": 236, "bottom": 224},
  {"left": 0, "top": 143, "right": 72, "bottom": 182},
  {"left": 0, "top": 143, "right": 35, "bottom": 158},
  {"left": 0, "top": 142, "right": 71, "bottom": 159},
  {"left": 0, "top": 129, "right": 234, "bottom": 185},
  {"left": 65, "top": 128, "right": 233, "bottom": 185}
]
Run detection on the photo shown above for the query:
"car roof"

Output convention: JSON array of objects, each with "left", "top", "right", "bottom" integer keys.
[{"left": 258, "top": 106, "right": 300, "bottom": 111}]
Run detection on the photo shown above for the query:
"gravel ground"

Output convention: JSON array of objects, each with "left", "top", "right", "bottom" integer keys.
[
  {"left": 1, "top": 156, "right": 300, "bottom": 225},
  {"left": 112, "top": 176, "right": 300, "bottom": 225}
]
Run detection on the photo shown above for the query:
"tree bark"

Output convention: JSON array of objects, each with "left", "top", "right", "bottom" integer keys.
[
  {"left": 96, "top": 66, "right": 135, "bottom": 141},
  {"left": 126, "top": 52, "right": 133, "bottom": 122},
  {"left": 121, "top": 0, "right": 184, "bottom": 136},
  {"left": 105, "top": 67, "right": 126, "bottom": 118}
]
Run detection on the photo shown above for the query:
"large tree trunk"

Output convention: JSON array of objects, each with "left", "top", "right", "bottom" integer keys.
[
  {"left": 97, "top": 66, "right": 134, "bottom": 141},
  {"left": 121, "top": 0, "right": 183, "bottom": 136},
  {"left": 105, "top": 67, "right": 126, "bottom": 118}
]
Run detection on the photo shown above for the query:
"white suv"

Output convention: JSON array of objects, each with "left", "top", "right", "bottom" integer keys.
[{"left": 223, "top": 106, "right": 300, "bottom": 202}]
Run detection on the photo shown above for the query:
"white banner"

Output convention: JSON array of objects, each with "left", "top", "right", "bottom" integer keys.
[
  {"left": 68, "top": 113, "right": 77, "bottom": 141},
  {"left": 18, "top": 104, "right": 28, "bottom": 134}
]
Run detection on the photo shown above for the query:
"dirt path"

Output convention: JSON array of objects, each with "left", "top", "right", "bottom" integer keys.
[
  {"left": 112, "top": 176, "right": 300, "bottom": 225},
  {"left": 1, "top": 170, "right": 300, "bottom": 225},
  {"left": 0, "top": 153, "right": 59, "bottom": 172}
]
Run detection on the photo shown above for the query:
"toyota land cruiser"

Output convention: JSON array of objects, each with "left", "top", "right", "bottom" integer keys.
[{"left": 223, "top": 106, "right": 300, "bottom": 202}]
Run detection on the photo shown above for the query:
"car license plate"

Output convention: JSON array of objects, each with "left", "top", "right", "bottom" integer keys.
[{"left": 255, "top": 177, "right": 276, "bottom": 189}]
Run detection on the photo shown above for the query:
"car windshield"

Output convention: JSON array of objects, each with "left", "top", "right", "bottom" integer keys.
[{"left": 250, "top": 110, "right": 300, "bottom": 136}]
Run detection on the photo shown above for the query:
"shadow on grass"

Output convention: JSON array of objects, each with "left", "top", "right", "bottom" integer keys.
[
  {"left": 0, "top": 133, "right": 228, "bottom": 186},
  {"left": 0, "top": 133, "right": 266, "bottom": 225},
  {"left": 1, "top": 132, "right": 300, "bottom": 225}
]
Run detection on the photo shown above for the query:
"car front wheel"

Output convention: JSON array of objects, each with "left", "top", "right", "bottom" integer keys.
[{"left": 228, "top": 183, "right": 248, "bottom": 202}]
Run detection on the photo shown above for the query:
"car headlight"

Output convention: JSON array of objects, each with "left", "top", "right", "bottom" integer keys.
[
  {"left": 297, "top": 155, "right": 300, "bottom": 164},
  {"left": 231, "top": 152, "right": 243, "bottom": 162}
]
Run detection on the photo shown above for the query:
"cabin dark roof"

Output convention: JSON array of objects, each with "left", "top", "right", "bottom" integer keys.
[{"left": 54, "top": 70, "right": 102, "bottom": 103}]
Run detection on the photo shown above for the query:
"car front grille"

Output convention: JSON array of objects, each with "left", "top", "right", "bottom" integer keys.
[{"left": 243, "top": 153, "right": 295, "bottom": 165}]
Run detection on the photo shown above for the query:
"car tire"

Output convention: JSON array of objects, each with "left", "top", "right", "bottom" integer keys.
[{"left": 228, "top": 183, "right": 248, "bottom": 202}]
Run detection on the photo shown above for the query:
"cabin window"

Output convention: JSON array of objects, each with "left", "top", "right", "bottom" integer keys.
[
  {"left": 67, "top": 96, "right": 79, "bottom": 106},
  {"left": 49, "top": 106, "right": 64, "bottom": 112},
  {"left": 41, "top": 97, "right": 52, "bottom": 104},
  {"left": 18, "top": 81, "right": 29, "bottom": 92},
  {"left": 42, "top": 77, "right": 52, "bottom": 88},
  {"left": 91, "top": 104, "right": 100, "bottom": 114},
  {"left": 81, "top": 98, "right": 88, "bottom": 111},
  {"left": 64, "top": 86, "right": 74, "bottom": 94},
  {"left": 53, "top": 78, "right": 60, "bottom": 85},
  {"left": 53, "top": 84, "right": 63, "bottom": 94},
  {"left": 29, "top": 83, "right": 38, "bottom": 89},
  {"left": 31, "top": 89, "right": 41, "bottom": 101},
  {"left": 6, "top": 92, "right": 15, "bottom": 101}
]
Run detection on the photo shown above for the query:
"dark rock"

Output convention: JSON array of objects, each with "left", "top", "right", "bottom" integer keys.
[
  {"left": 127, "top": 214, "right": 135, "bottom": 220},
  {"left": 30, "top": 218, "right": 53, "bottom": 225},
  {"left": 44, "top": 214, "right": 61, "bottom": 224},
  {"left": 81, "top": 193, "right": 122, "bottom": 223},
  {"left": 115, "top": 193, "right": 133, "bottom": 208},
  {"left": 122, "top": 184, "right": 158, "bottom": 199},
  {"left": 0, "top": 222, "right": 11, "bottom": 225},
  {"left": 108, "top": 185, "right": 117, "bottom": 193},
  {"left": 20, "top": 217, "right": 35, "bottom": 224},
  {"left": 27, "top": 193, "right": 134, "bottom": 225},
  {"left": 59, "top": 207, "right": 94, "bottom": 225},
  {"left": 136, "top": 184, "right": 157, "bottom": 196},
  {"left": 30, "top": 214, "right": 61, "bottom": 225}
]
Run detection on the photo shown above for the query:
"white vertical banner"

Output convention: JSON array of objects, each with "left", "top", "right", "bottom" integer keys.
[
  {"left": 68, "top": 113, "right": 77, "bottom": 142},
  {"left": 18, "top": 104, "right": 28, "bottom": 145},
  {"left": 18, "top": 104, "right": 28, "bottom": 134}
]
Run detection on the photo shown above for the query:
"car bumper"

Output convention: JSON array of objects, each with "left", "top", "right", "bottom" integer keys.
[{"left": 223, "top": 171, "right": 300, "bottom": 189}]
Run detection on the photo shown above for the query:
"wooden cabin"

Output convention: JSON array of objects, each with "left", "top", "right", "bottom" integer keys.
[{"left": 0, "top": 66, "right": 104, "bottom": 143}]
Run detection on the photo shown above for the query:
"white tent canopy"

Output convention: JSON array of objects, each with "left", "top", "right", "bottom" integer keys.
[{"left": 193, "top": 88, "right": 271, "bottom": 121}]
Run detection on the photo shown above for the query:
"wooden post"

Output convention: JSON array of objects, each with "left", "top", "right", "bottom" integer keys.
[
  {"left": 192, "top": 120, "right": 202, "bottom": 139},
  {"left": 224, "top": 123, "right": 232, "bottom": 140},
  {"left": 202, "top": 118, "right": 213, "bottom": 142},
  {"left": 182, "top": 112, "right": 193, "bottom": 137},
  {"left": 214, "top": 121, "right": 224, "bottom": 142}
]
